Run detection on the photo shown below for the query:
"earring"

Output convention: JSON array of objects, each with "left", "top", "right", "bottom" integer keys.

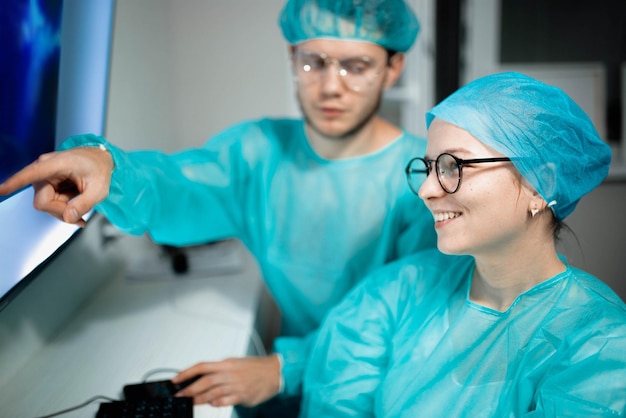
[{"left": 531, "top": 208, "right": 539, "bottom": 217}]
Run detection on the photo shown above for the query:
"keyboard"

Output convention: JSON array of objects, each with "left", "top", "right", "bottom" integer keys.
[{"left": 96, "top": 397, "right": 193, "bottom": 417}]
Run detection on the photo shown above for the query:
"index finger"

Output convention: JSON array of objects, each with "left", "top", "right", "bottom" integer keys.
[
  {"left": 0, "top": 157, "right": 58, "bottom": 196},
  {"left": 172, "top": 361, "right": 224, "bottom": 384}
]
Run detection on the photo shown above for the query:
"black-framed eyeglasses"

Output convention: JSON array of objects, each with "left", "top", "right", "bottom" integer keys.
[
  {"left": 405, "top": 153, "right": 512, "bottom": 194},
  {"left": 291, "top": 50, "right": 384, "bottom": 92}
]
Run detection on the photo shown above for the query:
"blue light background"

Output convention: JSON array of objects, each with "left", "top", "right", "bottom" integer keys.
[{"left": 0, "top": 0, "right": 62, "bottom": 186}]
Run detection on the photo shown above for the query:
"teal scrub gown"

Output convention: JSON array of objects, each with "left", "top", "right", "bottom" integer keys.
[
  {"left": 302, "top": 249, "right": 626, "bottom": 417},
  {"left": 61, "top": 118, "right": 437, "bottom": 395}
]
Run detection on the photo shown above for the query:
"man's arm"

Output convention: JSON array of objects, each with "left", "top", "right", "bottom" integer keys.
[{"left": 1, "top": 132, "right": 251, "bottom": 246}]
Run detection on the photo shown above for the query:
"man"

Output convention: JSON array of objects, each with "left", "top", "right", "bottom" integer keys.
[{"left": 0, "top": 0, "right": 435, "bottom": 415}]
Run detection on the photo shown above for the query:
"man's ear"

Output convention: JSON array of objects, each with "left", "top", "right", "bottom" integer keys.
[{"left": 383, "top": 53, "right": 405, "bottom": 89}]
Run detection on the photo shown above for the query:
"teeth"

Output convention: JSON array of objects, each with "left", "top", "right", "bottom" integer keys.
[{"left": 434, "top": 212, "right": 461, "bottom": 222}]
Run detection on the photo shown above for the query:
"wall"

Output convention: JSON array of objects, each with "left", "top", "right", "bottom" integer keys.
[
  {"left": 557, "top": 181, "right": 626, "bottom": 299},
  {"left": 105, "top": 0, "right": 293, "bottom": 151},
  {"left": 105, "top": 2, "right": 177, "bottom": 150}
]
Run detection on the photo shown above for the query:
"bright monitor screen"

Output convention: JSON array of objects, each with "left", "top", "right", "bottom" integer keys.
[{"left": 0, "top": 0, "right": 114, "bottom": 311}]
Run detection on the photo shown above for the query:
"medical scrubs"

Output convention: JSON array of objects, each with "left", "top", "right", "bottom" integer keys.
[
  {"left": 302, "top": 250, "right": 626, "bottom": 417},
  {"left": 62, "top": 118, "right": 437, "bottom": 395}
]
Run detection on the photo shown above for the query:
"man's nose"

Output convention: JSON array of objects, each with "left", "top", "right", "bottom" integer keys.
[{"left": 319, "top": 61, "right": 346, "bottom": 93}]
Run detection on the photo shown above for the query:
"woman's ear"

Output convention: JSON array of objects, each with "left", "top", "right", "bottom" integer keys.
[
  {"left": 383, "top": 53, "right": 405, "bottom": 89},
  {"left": 518, "top": 177, "right": 546, "bottom": 216},
  {"left": 526, "top": 188, "right": 548, "bottom": 217}
]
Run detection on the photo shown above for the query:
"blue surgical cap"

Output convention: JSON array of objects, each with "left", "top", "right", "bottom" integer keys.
[
  {"left": 426, "top": 72, "right": 612, "bottom": 220},
  {"left": 279, "top": 0, "right": 420, "bottom": 53}
]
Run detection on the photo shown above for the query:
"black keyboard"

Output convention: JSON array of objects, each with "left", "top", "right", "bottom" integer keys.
[{"left": 95, "top": 397, "right": 193, "bottom": 417}]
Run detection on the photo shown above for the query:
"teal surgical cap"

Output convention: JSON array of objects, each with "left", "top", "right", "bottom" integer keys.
[
  {"left": 279, "top": 0, "right": 420, "bottom": 52},
  {"left": 426, "top": 72, "right": 612, "bottom": 220}
]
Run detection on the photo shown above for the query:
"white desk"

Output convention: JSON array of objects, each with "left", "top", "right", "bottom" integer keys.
[{"left": 0, "top": 233, "right": 270, "bottom": 418}]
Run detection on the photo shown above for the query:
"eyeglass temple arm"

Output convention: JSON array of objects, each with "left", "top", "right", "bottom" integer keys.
[{"left": 460, "top": 157, "right": 511, "bottom": 164}]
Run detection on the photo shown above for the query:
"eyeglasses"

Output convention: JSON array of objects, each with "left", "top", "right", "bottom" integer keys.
[
  {"left": 291, "top": 50, "right": 384, "bottom": 92},
  {"left": 405, "top": 153, "right": 512, "bottom": 194}
]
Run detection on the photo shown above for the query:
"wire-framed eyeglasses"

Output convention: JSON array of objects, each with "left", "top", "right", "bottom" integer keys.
[
  {"left": 291, "top": 50, "right": 384, "bottom": 92},
  {"left": 405, "top": 153, "right": 512, "bottom": 194}
]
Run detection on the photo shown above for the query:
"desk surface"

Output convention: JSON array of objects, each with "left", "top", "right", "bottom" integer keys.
[{"left": 0, "top": 236, "right": 265, "bottom": 418}]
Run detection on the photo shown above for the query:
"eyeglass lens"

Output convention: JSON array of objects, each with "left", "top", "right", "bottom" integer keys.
[
  {"left": 293, "top": 51, "right": 381, "bottom": 92},
  {"left": 405, "top": 154, "right": 461, "bottom": 194},
  {"left": 435, "top": 153, "right": 461, "bottom": 193}
]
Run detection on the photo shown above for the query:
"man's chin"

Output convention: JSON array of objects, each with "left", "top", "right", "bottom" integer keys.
[
  {"left": 306, "top": 118, "right": 353, "bottom": 140},
  {"left": 315, "top": 126, "right": 353, "bottom": 140}
]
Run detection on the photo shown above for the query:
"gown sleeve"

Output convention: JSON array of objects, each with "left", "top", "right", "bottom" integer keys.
[
  {"left": 525, "top": 327, "right": 626, "bottom": 417},
  {"left": 59, "top": 127, "right": 258, "bottom": 247},
  {"left": 273, "top": 332, "right": 318, "bottom": 397},
  {"left": 300, "top": 264, "right": 406, "bottom": 418}
]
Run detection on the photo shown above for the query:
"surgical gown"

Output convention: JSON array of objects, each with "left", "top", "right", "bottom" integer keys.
[
  {"left": 302, "top": 250, "right": 626, "bottom": 417},
  {"left": 61, "top": 118, "right": 437, "bottom": 395}
]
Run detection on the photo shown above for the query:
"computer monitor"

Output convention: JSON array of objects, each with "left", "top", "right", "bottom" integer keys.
[{"left": 0, "top": 0, "right": 114, "bottom": 312}]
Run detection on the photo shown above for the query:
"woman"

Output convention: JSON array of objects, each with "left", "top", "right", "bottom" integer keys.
[{"left": 301, "top": 72, "right": 626, "bottom": 417}]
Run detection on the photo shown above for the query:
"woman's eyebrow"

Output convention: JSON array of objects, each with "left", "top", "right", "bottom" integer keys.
[{"left": 425, "top": 147, "right": 472, "bottom": 159}]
